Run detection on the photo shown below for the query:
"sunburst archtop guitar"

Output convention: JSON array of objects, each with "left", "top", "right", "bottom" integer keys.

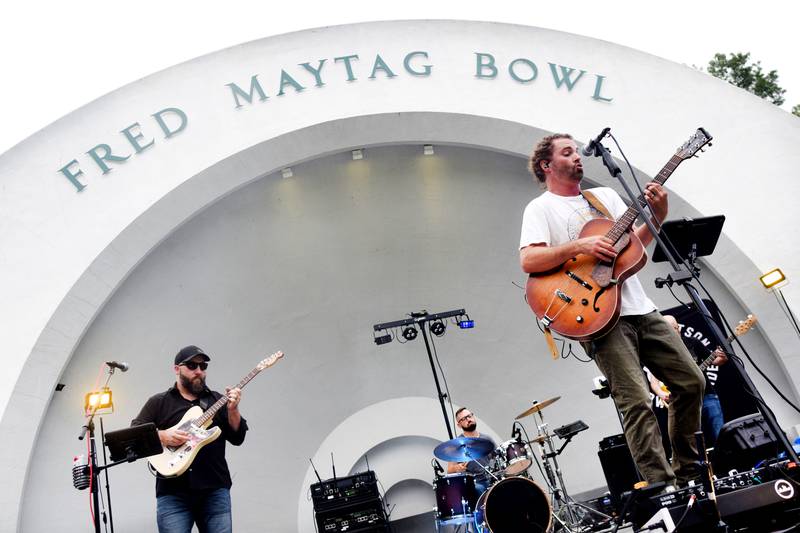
[
  {"left": 525, "top": 128, "right": 713, "bottom": 341},
  {"left": 148, "top": 351, "right": 284, "bottom": 477}
]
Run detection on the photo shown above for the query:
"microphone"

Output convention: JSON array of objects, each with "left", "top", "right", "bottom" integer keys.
[
  {"left": 432, "top": 459, "right": 445, "bottom": 477},
  {"left": 105, "top": 361, "right": 129, "bottom": 372},
  {"left": 581, "top": 127, "right": 611, "bottom": 157}
]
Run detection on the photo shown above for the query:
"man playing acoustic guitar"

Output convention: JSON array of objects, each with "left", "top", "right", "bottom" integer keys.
[
  {"left": 132, "top": 345, "right": 247, "bottom": 533},
  {"left": 519, "top": 133, "right": 704, "bottom": 489}
]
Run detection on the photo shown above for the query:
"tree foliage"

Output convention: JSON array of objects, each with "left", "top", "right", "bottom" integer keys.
[
  {"left": 707, "top": 52, "right": 785, "bottom": 106},
  {"left": 793, "top": 104, "right": 800, "bottom": 118}
]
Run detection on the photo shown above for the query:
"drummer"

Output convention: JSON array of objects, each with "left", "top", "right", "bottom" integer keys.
[{"left": 447, "top": 407, "right": 497, "bottom": 494}]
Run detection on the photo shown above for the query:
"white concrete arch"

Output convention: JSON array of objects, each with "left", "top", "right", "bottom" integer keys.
[{"left": 2, "top": 20, "right": 800, "bottom": 531}]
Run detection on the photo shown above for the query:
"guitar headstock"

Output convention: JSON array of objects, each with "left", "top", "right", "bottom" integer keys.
[
  {"left": 734, "top": 315, "right": 757, "bottom": 337},
  {"left": 676, "top": 128, "right": 713, "bottom": 160},
  {"left": 257, "top": 351, "right": 284, "bottom": 371}
]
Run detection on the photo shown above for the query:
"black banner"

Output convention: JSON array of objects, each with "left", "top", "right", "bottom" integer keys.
[{"left": 662, "top": 300, "right": 758, "bottom": 422}]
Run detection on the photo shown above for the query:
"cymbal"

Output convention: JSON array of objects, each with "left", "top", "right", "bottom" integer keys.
[
  {"left": 526, "top": 435, "right": 547, "bottom": 445},
  {"left": 514, "top": 396, "right": 561, "bottom": 420},
  {"left": 433, "top": 436, "right": 496, "bottom": 463}
]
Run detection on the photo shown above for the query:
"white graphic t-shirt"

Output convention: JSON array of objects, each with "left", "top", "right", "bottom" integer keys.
[{"left": 519, "top": 187, "right": 656, "bottom": 317}]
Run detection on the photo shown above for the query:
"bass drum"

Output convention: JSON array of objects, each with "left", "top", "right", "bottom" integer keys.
[{"left": 474, "top": 477, "right": 552, "bottom": 532}]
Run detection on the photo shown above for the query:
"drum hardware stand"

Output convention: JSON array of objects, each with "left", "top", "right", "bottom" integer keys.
[{"left": 533, "top": 413, "right": 613, "bottom": 532}]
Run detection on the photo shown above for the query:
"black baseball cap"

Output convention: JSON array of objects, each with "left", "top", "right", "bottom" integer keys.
[{"left": 174, "top": 345, "right": 211, "bottom": 366}]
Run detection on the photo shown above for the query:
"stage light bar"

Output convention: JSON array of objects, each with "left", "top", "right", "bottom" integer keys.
[
  {"left": 351, "top": 149, "right": 364, "bottom": 160},
  {"left": 281, "top": 167, "right": 293, "bottom": 179},
  {"left": 760, "top": 268, "right": 786, "bottom": 289},
  {"left": 423, "top": 144, "right": 434, "bottom": 155},
  {"left": 458, "top": 319, "right": 475, "bottom": 329}
]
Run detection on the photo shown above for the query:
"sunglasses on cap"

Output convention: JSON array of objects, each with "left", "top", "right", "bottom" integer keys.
[{"left": 181, "top": 361, "right": 208, "bottom": 371}]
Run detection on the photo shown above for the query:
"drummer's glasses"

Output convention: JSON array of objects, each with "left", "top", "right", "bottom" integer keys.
[{"left": 457, "top": 413, "right": 474, "bottom": 423}]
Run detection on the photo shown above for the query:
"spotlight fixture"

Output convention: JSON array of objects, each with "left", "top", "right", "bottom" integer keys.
[
  {"left": 351, "top": 149, "right": 364, "bottom": 160},
  {"left": 760, "top": 268, "right": 786, "bottom": 290},
  {"left": 457, "top": 315, "right": 475, "bottom": 329},
  {"left": 281, "top": 167, "right": 293, "bottom": 179},
  {"left": 423, "top": 144, "right": 434, "bottom": 156},
  {"left": 402, "top": 326, "right": 418, "bottom": 341},
  {"left": 374, "top": 332, "right": 392, "bottom": 345},
  {"left": 430, "top": 320, "right": 446, "bottom": 337},
  {"left": 84, "top": 387, "right": 114, "bottom": 416}
]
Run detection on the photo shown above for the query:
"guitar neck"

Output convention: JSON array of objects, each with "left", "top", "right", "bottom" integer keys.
[
  {"left": 697, "top": 332, "right": 735, "bottom": 372},
  {"left": 605, "top": 154, "right": 683, "bottom": 242},
  {"left": 196, "top": 366, "right": 261, "bottom": 426}
]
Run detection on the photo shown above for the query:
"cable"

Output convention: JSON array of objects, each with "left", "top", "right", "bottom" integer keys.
[
  {"left": 691, "top": 277, "right": 800, "bottom": 415},
  {"left": 518, "top": 422, "right": 551, "bottom": 492},
  {"left": 672, "top": 494, "right": 696, "bottom": 530},
  {"left": 665, "top": 282, "right": 689, "bottom": 306},
  {"left": 776, "top": 289, "right": 800, "bottom": 337},
  {"left": 87, "top": 435, "right": 95, "bottom": 527},
  {"left": 608, "top": 133, "right": 654, "bottom": 223}
]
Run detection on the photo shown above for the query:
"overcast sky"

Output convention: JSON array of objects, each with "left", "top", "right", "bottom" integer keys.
[{"left": 1, "top": 0, "right": 797, "bottom": 155}]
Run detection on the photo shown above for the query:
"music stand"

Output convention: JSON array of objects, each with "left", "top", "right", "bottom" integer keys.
[
  {"left": 105, "top": 423, "right": 162, "bottom": 463},
  {"left": 652, "top": 215, "right": 725, "bottom": 270}
]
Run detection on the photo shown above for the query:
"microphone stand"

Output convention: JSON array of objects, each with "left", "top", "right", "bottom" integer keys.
[
  {"left": 78, "top": 366, "right": 121, "bottom": 533},
  {"left": 589, "top": 134, "right": 798, "bottom": 521}
]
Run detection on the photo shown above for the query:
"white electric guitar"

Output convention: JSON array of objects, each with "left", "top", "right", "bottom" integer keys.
[{"left": 148, "top": 351, "right": 284, "bottom": 477}]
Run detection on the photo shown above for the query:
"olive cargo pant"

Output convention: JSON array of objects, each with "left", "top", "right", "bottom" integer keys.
[{"left": 584, "top": 311, "right": 705, "bottom": 485}]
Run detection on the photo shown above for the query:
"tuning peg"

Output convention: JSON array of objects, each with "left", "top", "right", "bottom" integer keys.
[{"left": 708, "top": 142, "right": 713, "bottom": 147}]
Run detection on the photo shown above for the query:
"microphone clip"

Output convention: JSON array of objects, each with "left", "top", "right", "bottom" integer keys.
[{"left": 581, "top": 127, "right": 611, "bottom": 157}]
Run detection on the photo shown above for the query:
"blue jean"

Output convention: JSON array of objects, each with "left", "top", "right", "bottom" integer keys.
[
  {"left": 702, "top": 393, "right": 724, "bottom": 448},
  {"left": 156, "top": 488, "right": 232, "bottom": 533}
]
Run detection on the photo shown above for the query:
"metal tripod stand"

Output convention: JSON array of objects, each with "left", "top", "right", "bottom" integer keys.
[{"left": 531, "top": 410, "right": 613, "bottom": 532}]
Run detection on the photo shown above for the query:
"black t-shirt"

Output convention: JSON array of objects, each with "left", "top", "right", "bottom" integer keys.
[
  {"left": 131, "top": 385, "right": 248, "bottom": 496},
  {"left": 682, "top": 336, "right": 718, "bottom": 394}
]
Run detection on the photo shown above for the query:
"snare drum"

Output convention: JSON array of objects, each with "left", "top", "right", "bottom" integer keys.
[
  {"left": 497, "top": 438, "right": 532, "bottom": 475},
  {"left": 474, "top": 477, "right": 552, "bottom": 532},
  {"left": 433, "top": 473, "right": 478, "bottom": 524}
]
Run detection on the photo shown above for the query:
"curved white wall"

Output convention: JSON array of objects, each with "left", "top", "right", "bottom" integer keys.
[{"left": 2, "top": 20, "right": 800, "bottom": 531}]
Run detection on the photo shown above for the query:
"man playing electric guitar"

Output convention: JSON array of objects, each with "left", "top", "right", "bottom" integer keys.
[
  {"left": 519, "top": 133, "right": 704, "bottom": 489},
  {"left": 131, "top": 345, "right": 247, "bottom": 533}
]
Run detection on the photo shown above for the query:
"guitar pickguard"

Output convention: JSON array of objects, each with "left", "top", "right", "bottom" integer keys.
[{"left": 165, "top": 423, "right": 214, "bottom": 468}]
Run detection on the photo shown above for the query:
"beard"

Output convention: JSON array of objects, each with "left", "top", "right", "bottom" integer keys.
[
  {"left": 571, "top": 166, "right": 584, "bottom": 181},
  {"left": 179, "top": 373, "right": 206, "bottom": 394},
  {"left": 464, "top": 422, "right": 477, "bottom": 432}
]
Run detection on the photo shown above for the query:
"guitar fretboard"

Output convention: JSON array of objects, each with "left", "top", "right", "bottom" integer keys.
[
  {"left": 195, "top": 365, "right": 262, "bottom": 427},
  {"left": 605, "top": 154, "right": 683, "bottom": 243}
]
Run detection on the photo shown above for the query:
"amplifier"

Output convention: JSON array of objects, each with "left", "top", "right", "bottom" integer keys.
[
  {"left": 311, "top": 471, "right": 380, "bottom": 512},
  {"left": 632, "top": 461, "right": 800, "bottom": 531},
  {"left": 597, "top": 434, "right": 642, "bottom": 510},
  {"left": 315, "top": 498, "right": 387, "bottom": 533}
]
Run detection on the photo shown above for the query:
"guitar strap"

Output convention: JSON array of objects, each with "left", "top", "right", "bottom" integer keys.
[
  {"left": 581, "top": 189, "right": 614, "bottom": 220},
  {"left": 197, "top": 396, "right": 211, "bottom": 411},
  {"left": 540, "top": 189, "right": 613, "bottom": 360}
]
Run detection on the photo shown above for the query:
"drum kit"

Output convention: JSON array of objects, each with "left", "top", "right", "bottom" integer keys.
[{"left": 431, "top": 397, "right": 612, "bottom": 532}]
